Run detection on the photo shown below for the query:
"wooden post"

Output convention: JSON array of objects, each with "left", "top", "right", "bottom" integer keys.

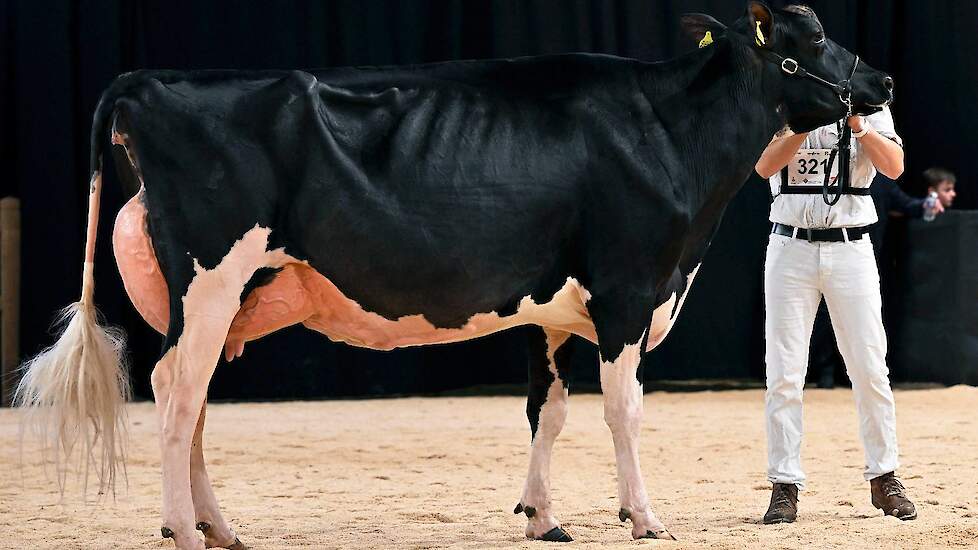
[{"left": 1, "top": 197, "right": 21, "bottom": 407}]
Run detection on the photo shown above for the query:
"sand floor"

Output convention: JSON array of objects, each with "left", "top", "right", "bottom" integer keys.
[{"left": 1, "top": 386, "right": 976, "bottom": 549}]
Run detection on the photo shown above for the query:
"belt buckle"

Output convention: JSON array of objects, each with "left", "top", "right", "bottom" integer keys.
[{"left": 805, "top": 228, "right": 813, "bottom": 242}]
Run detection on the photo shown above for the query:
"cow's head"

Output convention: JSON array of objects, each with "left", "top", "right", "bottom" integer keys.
[{"left": 683, "top": 2, "right": 894, "bottom": 133}]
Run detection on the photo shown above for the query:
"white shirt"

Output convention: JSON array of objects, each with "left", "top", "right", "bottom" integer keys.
[{"left": 768, "top": 106, "right": 902, "bottom": 229}]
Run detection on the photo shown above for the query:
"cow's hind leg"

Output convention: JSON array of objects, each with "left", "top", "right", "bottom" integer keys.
[
  {"left": 191, "top": 402, "right": 247, "bottom": 549},
  {"left": 151, "top": 228, "right": 269, "bottom": 550},
  {"left": 152, "top": 309, "right": 245, "bottom": 550},
  {"left": 515, "top": 328, "right": 573, "bottom": 542}
]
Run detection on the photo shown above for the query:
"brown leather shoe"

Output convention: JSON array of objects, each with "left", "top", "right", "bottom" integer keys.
[
  {"left": 870, "top": 472, "right": 917, "bottom": 520},
  {"left": 763, "top": 483, "right": 798, "bottom": 524}
]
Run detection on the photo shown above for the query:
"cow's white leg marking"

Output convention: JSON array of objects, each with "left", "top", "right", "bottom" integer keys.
[
  {"left": 190, "top": 401, "right": 238, "bottom": 548},
  {"left": 646, "top": 294, "right": 677, "bottom": 352},
  {"left": 152, "top": 226, "right": 270, "bottom": 550},
  {"left": 600, "top": 332, "right": 673, "bottom": 540},
  {"left": 646, "top": 263, "right": 701, "bottom": 352},
  {"left": 520, "top": 329, "right": 571, "bottom": 540}
]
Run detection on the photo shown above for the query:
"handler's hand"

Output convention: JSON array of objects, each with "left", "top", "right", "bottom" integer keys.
[
  {"left": 847, "top": 116, "right": 865, "bottom": 133},
  {"left": 931, "top": 199, "right": 946, "bottom": 215}
]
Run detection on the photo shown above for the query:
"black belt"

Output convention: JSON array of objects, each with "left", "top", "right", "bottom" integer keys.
[
  {"left": 772, "top": 223, "right": 869, "bottom": 242},
  {"left": 777, "top": 179, "right": 872, "bottom": 195}
]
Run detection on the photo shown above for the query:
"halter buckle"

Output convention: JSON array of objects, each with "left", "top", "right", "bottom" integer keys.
[{"left": 781, "top": 58, "right": 799, "bottom": 75}]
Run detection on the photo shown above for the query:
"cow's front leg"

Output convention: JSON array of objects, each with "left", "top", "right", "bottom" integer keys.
[
  {"left": 599, "top": 334, "right": 675, "bottom": 540},
  {"left": 516, "top": 328, "right": 573, "bottom": 542}
]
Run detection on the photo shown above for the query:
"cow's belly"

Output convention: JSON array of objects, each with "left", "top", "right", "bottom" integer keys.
[
  {"left": 112, "top": 193, "right": 596, "bottom": 360},
  {"left": 298, "top": 273, "right": 596, "bottom": 351}
]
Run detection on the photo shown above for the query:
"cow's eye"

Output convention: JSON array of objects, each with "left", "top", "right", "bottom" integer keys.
[{"left": 813, "top": 33, "right": 826, "bottom": 45}]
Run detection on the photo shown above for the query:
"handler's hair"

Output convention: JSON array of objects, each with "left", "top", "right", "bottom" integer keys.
[
  {"left": 922, "top": 167, "right": 956, "bottom": 188},
  {"left": 783, "top": 5, "right": 823, "bottom": 31}
]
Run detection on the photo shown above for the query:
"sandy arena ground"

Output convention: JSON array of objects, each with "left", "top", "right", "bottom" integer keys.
[{"left": 1, "top": 386, "right": 976, "bottom": 549}]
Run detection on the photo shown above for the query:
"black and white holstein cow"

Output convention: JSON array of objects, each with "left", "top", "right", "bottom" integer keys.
[{"left": 19, "top": 3, "right": 896, "bottom": 548}]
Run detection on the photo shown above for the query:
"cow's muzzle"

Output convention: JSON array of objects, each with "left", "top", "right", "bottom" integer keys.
[{"left": 868, "top": 76, "right": 894, "bottom": 108}]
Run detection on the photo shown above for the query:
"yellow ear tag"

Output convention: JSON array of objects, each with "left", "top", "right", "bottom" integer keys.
[
  {"left": 698, "top": 31, "right": 714, "bottom": 48},
  {"left": 755, "top": 21, "right": 767, "bottom": 46}
]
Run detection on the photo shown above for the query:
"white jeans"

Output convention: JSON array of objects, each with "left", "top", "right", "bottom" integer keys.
[{"left": 764, "top": 232, "right": 899, "bottom": 489}]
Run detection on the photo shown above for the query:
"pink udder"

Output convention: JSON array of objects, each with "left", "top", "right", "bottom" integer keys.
[
  {"left": 113, "top": 191, "right": 169, "bottom": 334},
  {"left": 224, "top": 265, "right": 316, "bottom": 361},
  {"left": 112, "top": 193, "right": 316, "bottom": 361}
]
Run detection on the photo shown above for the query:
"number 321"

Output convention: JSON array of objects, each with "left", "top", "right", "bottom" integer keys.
[{"left": 797, "top": 158, "right": 830, "bottom": 175}]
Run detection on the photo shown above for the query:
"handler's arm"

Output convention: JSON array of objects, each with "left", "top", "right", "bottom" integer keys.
[
  {"left": 850, "top": 116, "right": 904, "bottom": 179},
  {"left": 755, "top": 133, "right": 808, "bottom": 179}
]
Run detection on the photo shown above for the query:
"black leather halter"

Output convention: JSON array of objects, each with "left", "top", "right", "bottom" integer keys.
[
  {"left": 761, "top": 49, "right": 860, "bottom": 113},
  {"left": 765, "top": 51, "right": 862, "bottom": 205}
]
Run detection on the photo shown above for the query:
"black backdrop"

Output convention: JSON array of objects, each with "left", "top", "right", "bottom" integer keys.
[{"left": 2, "top": 1, "right": 976, "bottom": 399}]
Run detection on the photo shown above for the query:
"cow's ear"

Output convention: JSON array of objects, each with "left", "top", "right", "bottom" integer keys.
[
  {"left": 680, "top": 14, "right": 726, "bottom": 48},
  {"left": 748, "top": 1, "right": 775, "bottom": 48}
]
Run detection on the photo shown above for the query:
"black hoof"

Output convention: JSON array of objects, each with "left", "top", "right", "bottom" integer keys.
[
  {"left": 514, "top": 503, "right": 524, "bottom": 515},
  {"left": 197, "top": 521, "right": 211, "bottom": 533},
  {"left": 637, "top": 529, "right": 677, "bottom": 541},
  {"left": 619, "top": 508, "right": 631, "bottom": 522},
  {"left": 539, "top": 526, "right": 573, "bottom": 542},
  {"left": 227, "top": 537, "right": 249, "bottom": 550},
  {"left": 161, "top": 526, "right": 174, "bottom": 539}
]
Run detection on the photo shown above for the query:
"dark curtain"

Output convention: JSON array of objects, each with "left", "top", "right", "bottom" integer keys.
[
  {"left": 2, "top": 1, "right": 975, "bottom": 399},
  {"left": 888, "top": 212, "right": 978, "bottom": 385}
]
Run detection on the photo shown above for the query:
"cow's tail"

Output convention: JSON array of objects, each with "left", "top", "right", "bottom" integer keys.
[{"left": 15, "top": 76, "right": 134, "bottom": 498}]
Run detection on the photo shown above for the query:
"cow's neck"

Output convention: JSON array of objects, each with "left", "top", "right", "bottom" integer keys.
[{"left": 641, "top": 38, "right": 785, "bottom": 224}]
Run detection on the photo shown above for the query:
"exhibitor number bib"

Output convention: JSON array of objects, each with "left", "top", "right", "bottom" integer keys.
[
  {"left": 786, "top": 149, "right": 839, "bottom": 188},
  {"left": 777, "top": 121, "right": 868, "bottom": 200}
]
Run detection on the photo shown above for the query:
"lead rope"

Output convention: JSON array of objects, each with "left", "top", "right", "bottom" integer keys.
[
  {"left": 820, "top": 56, "right": 859, "bottom": 206},
  {"left": 821, "top": 116, "right": 852, "bottom": 206}
]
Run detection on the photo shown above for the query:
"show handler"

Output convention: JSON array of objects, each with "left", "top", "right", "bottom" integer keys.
[{"left": 755, "top": 86, "right": 917, "bottom": 523}]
